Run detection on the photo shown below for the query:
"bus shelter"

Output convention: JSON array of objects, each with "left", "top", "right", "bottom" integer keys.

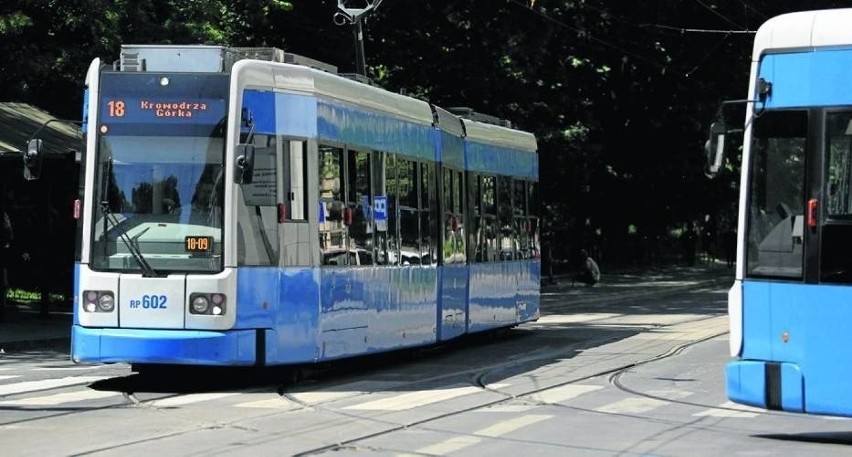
[{"left": 0, "top": 102, "right": 79, "bottom": 315}]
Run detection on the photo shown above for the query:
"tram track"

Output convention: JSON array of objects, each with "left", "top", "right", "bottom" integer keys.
[
  {"left": 283, "top": 313, "right": 737, "bottom": 456},
  {"left": 3, "top": 291, "right": 741, "bottom": 455}
]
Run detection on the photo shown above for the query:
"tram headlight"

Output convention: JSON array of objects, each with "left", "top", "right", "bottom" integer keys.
[
  {"left": 189, "top": 293, "right": 227, "bottom": 315},
  {"left": 97, "top": 293, "right": 115, "bottom": 312},
  {"left": 82, "top": 290, "right": 116, "bottom": 313},
  {"left": 191, "top": 295, "right": 210, "bottom": 314}
]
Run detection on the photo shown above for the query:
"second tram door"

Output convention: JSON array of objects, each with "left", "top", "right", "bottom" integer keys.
[{"left": 816, "top": 111, "right": 852, "bottom": 284}]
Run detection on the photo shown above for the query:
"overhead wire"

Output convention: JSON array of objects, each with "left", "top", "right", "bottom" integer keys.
[
  {"left": 685, "top": 33, "right": 731, "bottom": 77},
  {"left": 693, "top": 0, "right": 748, "bottom": 31},
  {"left": 508, "top": 0, "right": 668, "bottom": 71},
  {"left": 734, "top": 0, "right": 769, "bottom": 20},
  {"left": 643, "top": 24, "right": 755, "bottom": 35}
]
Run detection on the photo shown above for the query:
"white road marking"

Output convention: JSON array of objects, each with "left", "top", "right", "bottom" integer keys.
[
  {"left": 477, "top": 404, "right": 536, "bottom": 413},
  {"left": 535, "top": 314, "right": 620, "bottom": 324},
  {"left": 32, "top": 365, "right": 103, "bottom": 371},
  {"left": 234, "top": 398, "right": 288, "bottom": 409},
  {"left": 693, "top": 401, "right": 763, "bottom": 418},
  {"left": 596, "top": 397, "right": 668, "bottom": 414},
  {"left": 0, "top": 375, "right": 20, "bottom": 381},
  {"left": 525, "top": 384, "right": 603, "bottom": 404},
  {"left": 0, "top": 389, "right": 120, "bottom": 406},
  {"left": 288, "top": 381, "right": 398, "bottom": 404},
  {"left": 417, "top": 415, "right": 552, "bottom": 455},
  {"left": 343, "top": 384, "right": 492, "bottom": 411},
  {"left": 148, "top": 392, "right": 239, "bottom": 407},
  {"left": 0, "top": 376, "right": 106, "bottom": 397}
]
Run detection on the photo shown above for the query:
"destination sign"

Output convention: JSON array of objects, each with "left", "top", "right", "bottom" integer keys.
[{"left": 100, "top": 97, "right": 225, "bottom": 125}]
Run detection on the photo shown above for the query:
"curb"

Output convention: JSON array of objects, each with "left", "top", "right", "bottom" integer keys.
[
  {"left": 0, "top": 337, "right": 70, "bottom": 353},
  {"left": 542, "top": 276, "right": 731, "bottom": 308}
]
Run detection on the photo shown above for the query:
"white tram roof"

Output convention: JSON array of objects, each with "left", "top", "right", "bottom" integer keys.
[
  {"left": 753, "top": 9, "right": 852, "bottom": 60},
  {"left": 257, "top": 60, "right": 436, "bottom": 127},
  {"left": 461, "top": 118, "right": 537, "bottom": 153}
]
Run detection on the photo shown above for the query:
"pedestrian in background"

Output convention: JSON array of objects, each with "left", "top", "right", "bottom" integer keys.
[{"left": 573, "top": 249, "right": 601, "bottom": 287}]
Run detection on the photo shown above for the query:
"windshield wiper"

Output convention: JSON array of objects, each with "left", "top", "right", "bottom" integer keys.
[{"left": 100, "top": 202, "right": 160, "bottom": 277}]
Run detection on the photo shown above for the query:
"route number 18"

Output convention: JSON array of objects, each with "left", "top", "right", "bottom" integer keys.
[{"left": 107, "top": 100, "right": 126, "bottom": 117}]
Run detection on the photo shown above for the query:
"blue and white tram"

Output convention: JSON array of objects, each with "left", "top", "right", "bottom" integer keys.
[
  {"left": 57, "top": 45, "right": 540, "bottom": 367},
  {"left": 715, "top": 9, "right": 852, "bottom": 417}
]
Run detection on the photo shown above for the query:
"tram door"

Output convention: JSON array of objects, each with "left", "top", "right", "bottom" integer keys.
[
  {"left": 816, "top": 111, "right": 852, "bottom": 284},
  {"left": 279, "top": 139, "right": 313, "bottom": 266}
]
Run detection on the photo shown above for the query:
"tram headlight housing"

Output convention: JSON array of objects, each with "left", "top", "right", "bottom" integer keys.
[
  {"left": 82, "top": 290, "right": 115, "bottom": 313},
  {"left": 189, "top": 293, "right": 226, "bottom": 315}
]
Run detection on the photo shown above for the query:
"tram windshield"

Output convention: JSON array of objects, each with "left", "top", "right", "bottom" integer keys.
[{"left": 90, "top": 73, "right": 228, "bottom": 274}]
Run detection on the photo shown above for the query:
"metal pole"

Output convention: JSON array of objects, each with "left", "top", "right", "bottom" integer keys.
[
  {"left": 336, "top": 0, "right": 383, "bottom": 78},
  {"left": 354, "top": 18, "right": 367, "bottom": 77}
]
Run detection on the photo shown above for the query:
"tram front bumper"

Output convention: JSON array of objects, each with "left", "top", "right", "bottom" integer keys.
[
  {"left": 726, "top": 360, "right": 804, "bottom": 412},
  {"left": 71, "top": 325, "right": 260, "bottom": 366}
]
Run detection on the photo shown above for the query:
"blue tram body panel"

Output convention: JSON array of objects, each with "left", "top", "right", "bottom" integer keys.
[
  {"left": 438, "top": 264, "right": 470, "bottom": 341},
  {"left": 468, "top": 261, "right": 540, "bottom": 333},
  {"left": 759, "top": 48, "right": 852, "bottom": 109},
  {"left": 72, "top": 327, "right": 258, "bottom": 366},
  {"left": 728, "top": 280, "right": 852, "bottom": 416},
  {"left": 466, "top": 141, "right": 538, "bottom": 180},
  {"left": 242, "top": 89, "right": 436, "bottom": 162}
]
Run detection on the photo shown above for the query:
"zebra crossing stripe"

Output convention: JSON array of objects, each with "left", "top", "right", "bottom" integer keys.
[
  {"left": 693, "top": 401, "right": 762, "bottom": 418},
  {"left": 417, "top": 415, "right": 552, "bottom": 455},
  {"left": 0, "top": 375, "right": 20, "bottom": 381},
  {"left": 344, "top": 384, "right": 485, "bottom": 411},
  {"left": 525, "top": 384, "right": 603, "bottom": 404},
  {"left": 148, "top": 392, "right": 239, "bottom": 407},
  {"left": 288, "top": 381, "right": 398, "bottom": 404},
  {"left": 0, "top": 389, "right": 120, "bottom": 406},
  {"left": 0, "top": 376, "right": 106, "bottom": 397}
]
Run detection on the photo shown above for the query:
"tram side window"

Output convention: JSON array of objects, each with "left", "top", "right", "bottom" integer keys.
[
  {"left": 529, "top": 181, "right": 541, "bottom": 257},
  {"left": 498, "top": 176, "right": 516, "bottom": 261},
  {"left": 475, "top": 175, "right": 498, "bottom": 262},
  {"left": 443, "top": 168, "right": 466, "bottom": 264},
  {"left": 347, "top": 149, "right": 374, "bottom": 265},
  {"left": 237, "top": 134, "right": 280, "bottom": 266},
  {"left": 398, "top": 158, "right": 421, "bottom": 265},
  {"left": 384, "top": 153, "right": 400, "bottom": 265},
  {"left": 421, "top": 163, "right": 438, "bottom": 265},
  {"left": 513, "top": 179, "right": 529, "bottom": 259},
  {"left": 746, "top": 110, "right": 806, "bottom": 279},
  {"left": 318, "top": 145, "right": 348, "bottom": 265}
]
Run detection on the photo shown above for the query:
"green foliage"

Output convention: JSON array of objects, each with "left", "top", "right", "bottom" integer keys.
[{"left": 2, "top": 0, "right": 851, "bottom": 263}]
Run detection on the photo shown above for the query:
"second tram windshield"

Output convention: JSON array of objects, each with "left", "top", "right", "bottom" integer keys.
[{"left": 90, "top": 73, "right": 229, "bottom": 274}]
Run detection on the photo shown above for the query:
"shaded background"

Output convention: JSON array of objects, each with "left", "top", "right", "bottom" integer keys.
[{"left": 1, "top": 1, "right": 848, "bottom": 301}]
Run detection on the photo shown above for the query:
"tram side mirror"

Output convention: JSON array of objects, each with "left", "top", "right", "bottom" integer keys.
[
  {"left": 234, "top": 144, "right": 255, "bottom": 184},
  {"left": 704, "top": 122, "right": 727, "bottom": 178},
  {"left": 23, "top": 139, "right": 44, "bottom": 181}
]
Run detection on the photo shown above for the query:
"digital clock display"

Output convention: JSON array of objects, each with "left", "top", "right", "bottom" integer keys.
[{"left": 185, "top": 236, "right": 213, "bottom": 255}]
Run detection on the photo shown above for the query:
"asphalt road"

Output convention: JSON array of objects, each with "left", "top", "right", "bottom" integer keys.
[{"left": 2, "top": 280, "right": 850, "bottom": 456}]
